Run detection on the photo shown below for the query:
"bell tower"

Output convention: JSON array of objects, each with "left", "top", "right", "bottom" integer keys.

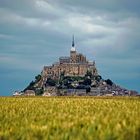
[{"left": 70, "top": 35, "right": 76, "bottom": 63}]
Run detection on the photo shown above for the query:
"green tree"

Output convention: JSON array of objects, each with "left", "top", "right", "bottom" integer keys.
[
  {"left": 105, "top": 79, "right": 113, "bottom": 86},
  {"left": 46, "top": 78, "right": 56, "bottom": 86},
  {"left": 95, "top": 75, "right": 102, "bottom": 82},
  {"left": 35, "top": 87, "right": 44, "bottom": 95},
  {"left": 83, "top": 78, "right": 92, "bottom": 85},
  {"left": 35, "top": 74, "right": 41, "bottom": 82},
  {"left": 23, "top": 81, "right": 35, "bottom": 91},
  {"left": 85, "top": 70, "right": 92, "bottom": 78}
]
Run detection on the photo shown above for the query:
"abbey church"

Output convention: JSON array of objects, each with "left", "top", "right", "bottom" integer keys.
[{"left": 42, "top": 36, "right": 98, "bottom": 80}]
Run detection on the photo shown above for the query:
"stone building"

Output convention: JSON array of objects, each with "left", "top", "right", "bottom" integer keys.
[
  {"left": 24, "top": 90, "right": 35, "bottom": 96},
  {"left": 41, "top": 36, "right": 98, "bottom": 81}
]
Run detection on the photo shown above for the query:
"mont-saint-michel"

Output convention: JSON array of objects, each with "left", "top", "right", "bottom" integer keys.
[
  {"left": 13, "top": 36, "right": 138, "bottom": 96},
  {"left": 1, "top": 1, "right": 140, "bottom": 139}
]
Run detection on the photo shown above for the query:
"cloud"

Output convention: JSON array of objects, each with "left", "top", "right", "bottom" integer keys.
[
  {"left": 0, "top": 0, "right": 140, "bottom": 95},
  {"left": 49, "top": 0, "right": 140, "bottom": 15},
  {"left": 0, "top": 33, "right": 14, "bottom": 40}
]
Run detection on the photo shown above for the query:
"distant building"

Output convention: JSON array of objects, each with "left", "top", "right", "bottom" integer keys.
[
  {"left": 42, "top": 36, "right": 98, "bottom": 81},
  {"left": 13, "top": 91, "right": 21, "bottom": 96},
  {"left": 24, "top": 90, "right": 35, "bottom": 96}
]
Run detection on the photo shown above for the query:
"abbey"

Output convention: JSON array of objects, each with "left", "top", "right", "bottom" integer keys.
[{"left": 42, "top": 36, "right": 98, "bottom": 80}]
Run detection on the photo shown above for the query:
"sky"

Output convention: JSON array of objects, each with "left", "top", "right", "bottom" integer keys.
[{"left": 0, "top": 0, "right": 140, "bottom": 96}]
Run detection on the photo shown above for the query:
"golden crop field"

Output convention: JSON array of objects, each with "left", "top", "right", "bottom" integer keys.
[{"left": 0, "top": 97, "right": 139, "bottom": 140}]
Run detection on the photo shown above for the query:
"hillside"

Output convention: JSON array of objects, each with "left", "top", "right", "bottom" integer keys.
[{"left": 16, "top": 37, "right": 139, "bottom": 96}]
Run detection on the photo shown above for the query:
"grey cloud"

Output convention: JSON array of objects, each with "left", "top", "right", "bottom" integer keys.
[
  {"left": 0, "top": 0, "right": 67, "bottom": 20},
  {"left": 48, "top": 0, "right": 140, "bottom": 14},
  {"left": 0, "top": 0, "right": 140, "bottom": 95}
]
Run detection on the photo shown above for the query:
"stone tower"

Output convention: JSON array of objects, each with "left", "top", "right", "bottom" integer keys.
[{"left": 70, "top": 35, "right": 77, "bottom": 63}]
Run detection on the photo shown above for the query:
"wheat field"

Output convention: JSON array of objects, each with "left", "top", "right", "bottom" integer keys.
[{"left": 0, "top": 97, "right": 139, "bottom": 140}]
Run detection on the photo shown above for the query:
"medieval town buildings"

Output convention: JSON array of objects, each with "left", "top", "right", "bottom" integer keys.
[{"left": 42, "top": 36, "right": 98, "bottom": 81}]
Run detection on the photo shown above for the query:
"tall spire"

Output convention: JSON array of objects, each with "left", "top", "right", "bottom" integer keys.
[
  {"left": 71, "top": 35, "right": 76, "bottom": 52},
  {"left": 72, "top": 35, "right": 75, "bottom": 47}
]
